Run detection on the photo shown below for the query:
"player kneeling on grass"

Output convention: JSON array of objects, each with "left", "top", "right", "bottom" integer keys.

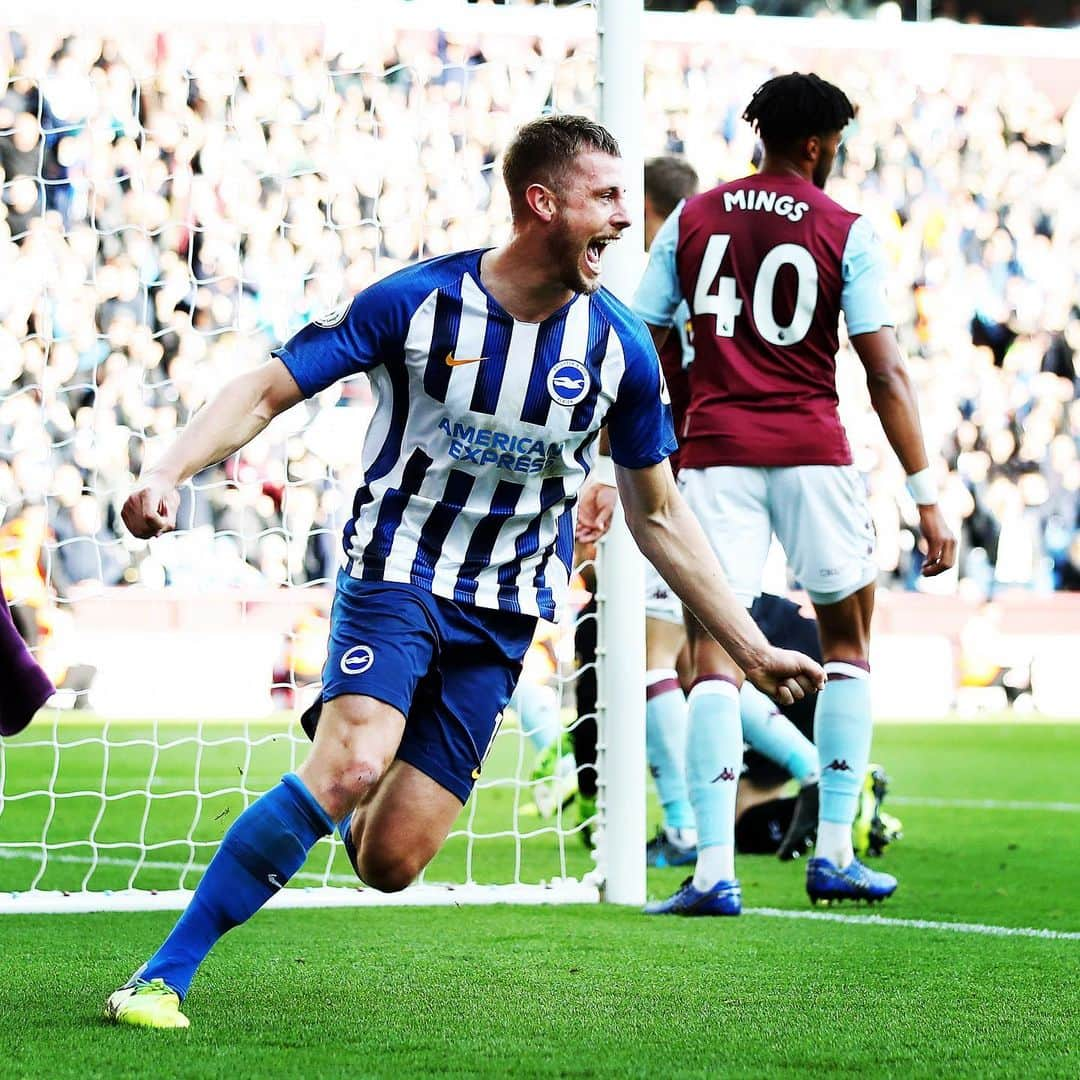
[{"left": 105, "top": 114, "right": 823, "bottom": 1029}]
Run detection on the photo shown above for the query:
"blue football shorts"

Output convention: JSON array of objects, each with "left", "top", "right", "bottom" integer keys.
[{"left": 319, "top": 572, "right": 537, "bottom": 804}]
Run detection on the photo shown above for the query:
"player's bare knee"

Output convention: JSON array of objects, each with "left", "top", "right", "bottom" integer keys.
[
  {"left": 347, "top": 752, "right": 387, "bottom": 787},
  {"left": 363, "top": 866, "right": 414, "bottom": 894},
  {"left": 357, "top": 851, "right": 421, "bottom": 894},
  {"left": 327, "top": 754, "right": 387, "bottom": 808}
]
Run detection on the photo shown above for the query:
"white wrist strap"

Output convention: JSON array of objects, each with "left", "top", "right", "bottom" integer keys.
[
  {"left": 905, "top": 467, "right": 938, "bottom": 506},
  {"left": 592, "top": 454, "right": 616, "bottom": 487}
]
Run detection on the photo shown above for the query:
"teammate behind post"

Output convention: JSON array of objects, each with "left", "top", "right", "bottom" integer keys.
[
  {"left": 106, "top": 114, "right": 824, "bottom": 1028},
  {"left": 640, "top": 156, "right": 701, "bottom": 868},
  {"left": 633, "top": 74, "right": 956, "bottom": 914}
]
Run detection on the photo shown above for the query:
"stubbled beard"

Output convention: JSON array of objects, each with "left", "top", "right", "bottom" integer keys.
[
  {"left": 550, "top": 227, "right": 598, "bottom": 295},
  {"left": 564, "top": 266, "right": 601, "bottom": 295}
]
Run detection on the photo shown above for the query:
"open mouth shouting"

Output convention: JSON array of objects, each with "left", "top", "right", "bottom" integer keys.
[{"left": 584, "top": 235, "right": 617, "bottom": 277}]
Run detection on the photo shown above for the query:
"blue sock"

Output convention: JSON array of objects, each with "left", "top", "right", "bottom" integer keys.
[
  {"left": 513, "top": 682, "right": 562, "bottom": 753},
  {"left": 815, "top": 662, "right": 873, "bottom": 825},
  {"left": 739, "top": 682, "right": 819, "bottom": 784},
  {"left": 337, "top": 812, "right": 359, "bottom": 874},
  {"left": 685, "top": 677, "right": 742, "bottom": 884},
  {"left": 646, "top": 670, "right": 694, "bottom": 830},
  {"left": 143, "top": 773, "right": 333, "bottom": 998}
]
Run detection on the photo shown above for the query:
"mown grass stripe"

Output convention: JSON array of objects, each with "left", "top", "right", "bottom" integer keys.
[
  {"left": 889, "top": 796, "right": 1080, "bottom": 812},
  {"left": 746, "top": 906, "right": 1080, "bottom": 941}
]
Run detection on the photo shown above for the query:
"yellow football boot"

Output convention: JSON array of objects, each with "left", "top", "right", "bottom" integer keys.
[{"left": 105, "top": 975, "right": 190, "bottom": 1029}]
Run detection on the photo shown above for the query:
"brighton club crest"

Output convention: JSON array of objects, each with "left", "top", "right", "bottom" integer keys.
[{"left": 546, "top": 359, "right": 590, "bottom": 407}]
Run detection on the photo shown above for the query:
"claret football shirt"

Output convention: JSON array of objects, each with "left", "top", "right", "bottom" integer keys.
[{"left": 635, "top": 176, "right": 893, "bottom": 469}]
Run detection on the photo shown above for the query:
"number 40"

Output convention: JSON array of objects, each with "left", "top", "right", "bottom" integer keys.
[{"left": 693, "top": 234, "right": 819, "bottom": 347}]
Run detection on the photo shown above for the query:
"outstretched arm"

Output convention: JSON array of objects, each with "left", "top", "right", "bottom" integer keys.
[
  {"left": 616, "top": 459, "right": 824, "bottom": 705},
  {"left": 851, "top": 328, "right": 956, "bottom": 577},
  {"left": 122, "top": 357, "right": 305, "bottom": 539}
]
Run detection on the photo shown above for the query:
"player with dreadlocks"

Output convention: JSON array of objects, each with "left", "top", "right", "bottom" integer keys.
[{"left": 627, "top": 72, "right": 956, "bottom": 913}]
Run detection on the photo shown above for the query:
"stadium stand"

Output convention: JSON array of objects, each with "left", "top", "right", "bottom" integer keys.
[{"left": 1, "top": 18, "right": 1077, "bottom": 618}]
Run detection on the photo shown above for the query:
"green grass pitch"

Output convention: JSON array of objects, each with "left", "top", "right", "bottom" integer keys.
[{"left": 1, "top": 716, "right": 1077, "bottom": 1077}]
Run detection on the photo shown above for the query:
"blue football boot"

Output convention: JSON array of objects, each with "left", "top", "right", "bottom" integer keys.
[
  {"left": 646, "top": 827, "right": 698, "bottom": 868},
  {"left": 806, "top": 855, "right": 897, "bottom": 904},
  {"left": 644, "top": 876, "right": 742, "bottom": 916}
]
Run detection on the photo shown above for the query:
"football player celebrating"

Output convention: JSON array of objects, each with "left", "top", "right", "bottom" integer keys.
[{"left": 106, "top": 114, "right": 823, "bottom": 1028}]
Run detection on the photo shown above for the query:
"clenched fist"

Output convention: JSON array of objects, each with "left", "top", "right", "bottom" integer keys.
[
  {"left": 743, "top": 646, "right": 826, "bottom": 707},
  {"left": 122, "top": 475, "right": 180, "bottom": 540}
]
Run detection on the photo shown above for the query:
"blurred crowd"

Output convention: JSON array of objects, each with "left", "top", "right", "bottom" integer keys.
[
  {"left": 1, "top": 13, "right": 1078, "bottom": 622},
  {"left": 635, "top": 2, "right": 1080, "bottom": 30}
]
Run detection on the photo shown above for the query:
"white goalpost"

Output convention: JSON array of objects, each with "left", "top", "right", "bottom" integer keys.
[
  {"left": 0, "top": 0, "right": 648, "bottom": 914},
  {"left": 592, "top": 0, "right": 647, "bottom": 908}
]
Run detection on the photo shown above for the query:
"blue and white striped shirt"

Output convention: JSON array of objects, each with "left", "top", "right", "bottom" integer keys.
[{"left": 274, "top": 249, "right": 676, "bottom": 620}]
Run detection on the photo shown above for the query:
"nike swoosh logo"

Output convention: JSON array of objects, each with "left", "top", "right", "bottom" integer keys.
[{"left": 446, "top": 353, "right": 488, "bottom": 367}]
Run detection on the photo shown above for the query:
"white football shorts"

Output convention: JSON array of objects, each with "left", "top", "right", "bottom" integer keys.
[
  {"left": 644, "top": 559, "right": 684, "bottom": 625},
  {"left": 678, "top": 464, "right": 877, "bottom": 607}
]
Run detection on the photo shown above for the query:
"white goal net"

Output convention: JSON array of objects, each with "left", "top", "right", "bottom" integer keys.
[{"left": 0, "top": 0, "right": 649, "bottom": 913}]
